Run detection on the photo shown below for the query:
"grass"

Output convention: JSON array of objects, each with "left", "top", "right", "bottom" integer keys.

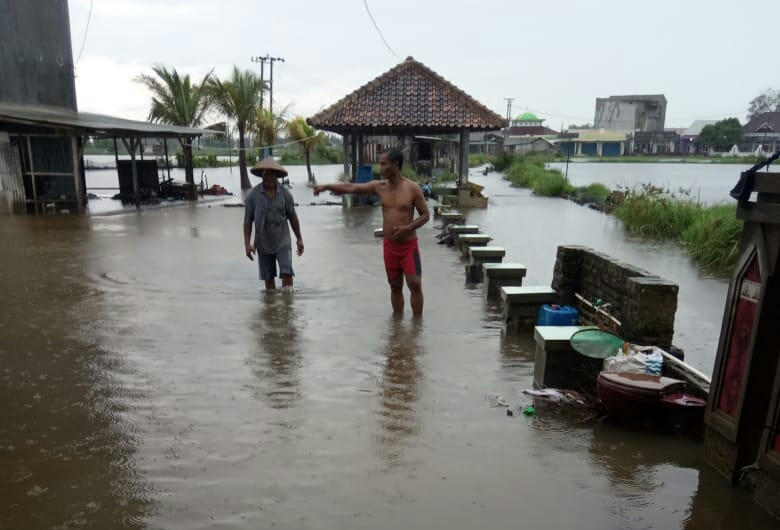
[
  {"left": 469, "top": 153, "right": 489, "bottom": 167},
  {"left": 682, "top": 204, "right": 742, "bottom": 272},
  {"left": 612, "top": 184, "right": 742, "bottom": 273},
  {"left": 493, "top": 153, "right": 742, "bottom": 275},
  {"left": 500, "top": 154, "right": 574, "bottom": 197}
]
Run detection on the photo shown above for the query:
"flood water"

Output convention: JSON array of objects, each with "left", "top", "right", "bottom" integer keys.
[
  {"left": 2, "top": 163, "right": 779, "bottom": 529},
  {"left": 548, "top": 160, "right": 752, "bottom": 205}
]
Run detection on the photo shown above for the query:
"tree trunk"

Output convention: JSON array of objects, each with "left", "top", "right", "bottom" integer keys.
[
  {"left": 184, "top": 143, "right": 194, "bottom": 185},
  {"left": 239, "top": 128, "right": 250, "bottom": 190},
  {"left": 305, "top": 149, "right": 313, "bottom": 184}
]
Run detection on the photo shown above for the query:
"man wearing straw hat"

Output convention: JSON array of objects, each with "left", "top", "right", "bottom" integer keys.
[{"left": 243, "top": 157, "right": 304, "bottom": 290}]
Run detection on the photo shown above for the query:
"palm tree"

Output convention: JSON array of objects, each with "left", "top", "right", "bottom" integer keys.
[
  {"left": 287, "top": 117, "right": 326, "bottom": 184},
  {"left": 207, "top": 67, "right": 266, "bottom": 190},
  {"left": 134, "top": 66, "right": 213, "bottom": 185},
  {"left": 252, "top": 105, "right": 290, "bottom": 159}
]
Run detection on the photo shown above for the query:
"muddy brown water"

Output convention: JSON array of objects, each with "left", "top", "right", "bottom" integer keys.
[{"left": 1, "top": 165, "right": 778, "bottom": 529}]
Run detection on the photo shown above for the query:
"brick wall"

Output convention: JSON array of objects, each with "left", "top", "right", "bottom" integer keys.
[{"left": 552, "top": 245, "right": 679, "bottom": 348}]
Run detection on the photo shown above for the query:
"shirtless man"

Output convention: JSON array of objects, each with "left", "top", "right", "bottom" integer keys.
[{"left": 313, "top": 149, "right": 430, "bottom": 316}]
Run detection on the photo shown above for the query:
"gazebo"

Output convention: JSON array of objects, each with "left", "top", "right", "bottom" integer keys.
[{"left": 307, "top": 56, "right": 505, "bottom": 197}]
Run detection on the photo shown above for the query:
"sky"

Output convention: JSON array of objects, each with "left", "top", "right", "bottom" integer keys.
[{"left": 68, "top": 0, "right": 780, "bottom": 130}]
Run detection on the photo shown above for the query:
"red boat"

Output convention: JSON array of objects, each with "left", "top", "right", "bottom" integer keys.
[{"left": 597, "top": 371, "right": 707, "bottom": 423}]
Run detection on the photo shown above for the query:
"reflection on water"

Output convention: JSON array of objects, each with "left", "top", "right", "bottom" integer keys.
[
  {"left": 375, "top": 318, "right": 423, "bottom": 468},
  {"left": 2, "top": 168, "right": 780, "bottom": 529},
  {"left": 0, "top": 216, "right": 152, "bottom": 529},
  {"left": 249, "top": 291, "right": 303, "bottom": 409}
]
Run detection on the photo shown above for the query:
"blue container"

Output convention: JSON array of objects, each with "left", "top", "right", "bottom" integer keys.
[
  {"left": 537, "top": 304, "right": 580, "bottom": 326},
  {"left": 356, "top": 164, "right": 373, "bottom": 184}
]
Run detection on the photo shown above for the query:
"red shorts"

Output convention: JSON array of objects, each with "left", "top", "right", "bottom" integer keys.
[{"left": 383, "top": 238, "right": 421, "bottom": 282}]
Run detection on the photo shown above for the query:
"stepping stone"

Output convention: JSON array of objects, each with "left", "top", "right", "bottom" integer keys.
[{"left": 483, "top": 263, "right": 527, "bottom": 299}]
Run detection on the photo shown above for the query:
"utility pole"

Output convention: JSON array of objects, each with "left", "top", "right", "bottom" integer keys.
[
  {"left": 503, "top": 98, "right": 514, "bottom": 148},
  {"left": 251, "top": 55, "right": 285, "bottom": 156},
  {"left": 250, "top": 55, "right": 267, "bottom": 110}
]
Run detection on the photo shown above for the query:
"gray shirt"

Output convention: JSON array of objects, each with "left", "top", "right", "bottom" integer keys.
[{"left": 244, "top": 183, "right": 297, "bottom": 255}]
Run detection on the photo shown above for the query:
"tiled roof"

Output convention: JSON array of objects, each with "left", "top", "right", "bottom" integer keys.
[
  {"left": 307, "top": 57, "right": 506, "bottom": 133},
  {"left": 508, "top": 125, "right": 559, "bottom": 136},
  {"left": 744, "top": 112, "right": 780, "bottom": 134}
]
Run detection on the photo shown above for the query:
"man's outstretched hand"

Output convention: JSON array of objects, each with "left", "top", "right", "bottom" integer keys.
[{"left": 313, "top": 185, "right": 325, "bottom": 196}]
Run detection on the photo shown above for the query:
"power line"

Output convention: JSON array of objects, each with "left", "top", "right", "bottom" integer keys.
[
  {"left": 363, "top": 0, "right": 400, "bottom": 60},
  {"left": 75, "top": 0, "right": 94, "bottom": 65}
]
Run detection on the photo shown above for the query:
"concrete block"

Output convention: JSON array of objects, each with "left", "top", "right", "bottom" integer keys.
[
  {"left": 484, "top": 263, "right": 527, "bottom": 300},
  {"left": 501, "top": 285, "right": 558, "bottom": 333},
  {"left": 459, "top": 234, "right": 492, "bottom": 256},
  {"left": 533, "top": 325, "right": 602, "bottom": 392},
  {"left": 374, "top": 228, "right": 383, "bottom": 238},
  {"left": 466, "top": 247, "right": 505, "bottom": 282}
]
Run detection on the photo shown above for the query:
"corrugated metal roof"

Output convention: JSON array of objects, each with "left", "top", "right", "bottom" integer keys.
[
  {"left": 683, "top": 120, "right": 717, "bottom": 137},
  {"left": 0, "top": 102, "right": 216, "bottom": 137}
]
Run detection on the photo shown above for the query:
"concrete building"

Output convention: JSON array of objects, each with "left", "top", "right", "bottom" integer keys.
[
  {"left": 558, "top": 129, "right": 629, "bottom": 157},
  {"left": 594, "top": 95, "right": 667, "bottom": 132}
]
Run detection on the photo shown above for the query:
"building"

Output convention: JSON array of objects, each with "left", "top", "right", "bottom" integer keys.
[
  {"left": 594, "top": 94, "right": 667, "bottom": 132},
  {"left": 680, "top": 120, "right": 717, "bottom": 154},
  {"left": 0, "top": 0, "right": 212, "bottom": 214},
  {"left": 632, "top": 129, "right": 681, "bottom": 154},
  {"left": 742, "top": 112, "right": 780, "bottom": 154},
  {"left": 558, "top": 129, "right": 629, "bottom": 157},
  {"left": 507, "top": 112, "right": 559, "bottom": 137}
]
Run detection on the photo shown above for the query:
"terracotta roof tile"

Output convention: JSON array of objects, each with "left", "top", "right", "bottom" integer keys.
[{"left": 307, "top": 57, "right": 506, "bottom": 133}]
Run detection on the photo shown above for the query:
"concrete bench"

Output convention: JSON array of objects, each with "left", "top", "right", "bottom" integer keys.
[
  {"left": 374, "top": 228, "right": 384, "bottom": 238},
  {"left": 533, "top": 325, "right": 601, "bottom": 392},
  {"left": 458, "top": 233, "right": 493, "bottom": 256},
  {"left": 483, "top": 263, "right": 527, "bottom": 300},
  {"left": 500, "top": 285, "right": 558, "bottom": 333},
  {"left": 448, "top": 224, "right": 481, "bottom": 245},
  {"left": 440, "top": 211, "right": 466, "bottom": 229},
  {"left": 465, "top": 246, "right": 505, "bottom": 282}
]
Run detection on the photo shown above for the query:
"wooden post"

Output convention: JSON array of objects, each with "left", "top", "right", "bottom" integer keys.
[
  {"left": 71, "top": 135, "right": 84, "bottom": 213},
  {"left": 26, "top": 136, "right": 38, "bottom": 214},
  {"left": 459, "top": 129, "right": 469, "bottom": 187}
]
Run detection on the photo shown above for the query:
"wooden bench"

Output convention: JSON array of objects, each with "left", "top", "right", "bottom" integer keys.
[
  {"left": 483, "top": 263, "right": 527, "bottom": 300},
  {"left": 500, "top": 285, "right": 558, "bottom": 333},
  {"left": 465, "top": 246, "right": 505, "bottom": 282},
  {"left": 458, "top": 233, "right": 492, "bottom": 256},
  {"left": 533, "top": 325, "right": 601, "bottom": 392}
]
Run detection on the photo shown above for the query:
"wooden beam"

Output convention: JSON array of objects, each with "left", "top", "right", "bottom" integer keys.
[{"left": 753, "top": 172, "right": 780, "bottom": 195}]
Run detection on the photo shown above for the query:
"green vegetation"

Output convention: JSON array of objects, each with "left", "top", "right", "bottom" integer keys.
[
  {"left": 697, "top": 118, "right": 743, "bottom": 151},
  {"left": 682, "top": 205, "right": 742, "bottom": 272},
  {"left": 469, "top": 153, "right": 489, "bottom": 167},
  {"left": 499, "top": 153, "right": 573, "bottom": 196},
  {"left": 568, "top": 183, "right": 612, "bottom": 204},
  {"left": 286, "top": 117, "right": 326, "bottom": 183},
  {"left": 613, "top": 184, "right": 741, "bottom": 273},
  {"left": 134, "top": 66, "right": 213, "bottom": 185}
]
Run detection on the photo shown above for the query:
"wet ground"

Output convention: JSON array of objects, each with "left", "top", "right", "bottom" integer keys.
[{"left": 1, "top": 165, "right": 778, "bottom": 529}]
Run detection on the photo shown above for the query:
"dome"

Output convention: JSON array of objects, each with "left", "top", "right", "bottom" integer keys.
[{"left": 515, "top": 112, "right": 539, "bottom": 122}]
